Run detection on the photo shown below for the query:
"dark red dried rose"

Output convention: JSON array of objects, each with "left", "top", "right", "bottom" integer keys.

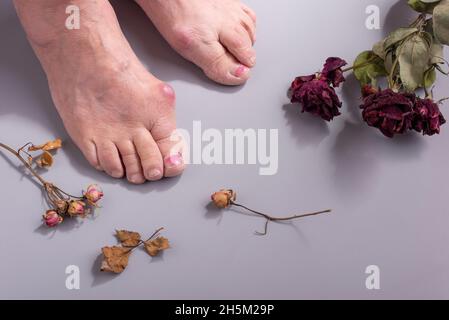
[
  {"left": 360, "top": 89, "right": 414, "bottom": 138},
  {"left": 412, "top": 98, "right": 446, "bottom": 136},
  {"left": 290, "top": 76, "right": 342, "bottom": 121},
  {"left": 321, "top": 57, "right": 347, "bottom": 88}
]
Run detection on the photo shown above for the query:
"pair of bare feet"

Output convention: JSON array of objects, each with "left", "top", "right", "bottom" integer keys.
[{"left": 14, "top": 0, "right": 257, "bottom": 184}]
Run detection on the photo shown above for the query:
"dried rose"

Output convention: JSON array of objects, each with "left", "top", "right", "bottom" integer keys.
[
  {"left": 290, "top": 76, "right": 342, "bottom": 121},
  {"left": 54, "top": 200, "right": 69, "bottom": 214},
  {"left": 211, "top": 189, "right": 236, "bottom": 209},
  {"left": 360, "top": 89, "right": 414, "bottom": 138},
  {"left": 412, "top": 98, "right": 446, "bottom": 136},
  {"left": 83, "top": 184, "right": 103, "bottom": 206},
  {"left": 321, "top": 57, "right": 347, "bottom": 87},
  {"left": 67, "top": 200, "right": 86, "bottom": 217},
  {"left": 43, "top": 210, "right": 63, "bottom": 227}
]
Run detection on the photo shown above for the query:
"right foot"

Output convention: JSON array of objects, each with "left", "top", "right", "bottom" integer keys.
[{"left": 14, "top": 0, "right": 185, "bottom": 184}]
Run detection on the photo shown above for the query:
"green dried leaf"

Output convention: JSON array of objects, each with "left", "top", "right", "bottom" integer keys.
[
  {"left": 398, "top": 35, "right": 431, "bottom": 91},
  {"left": 434, "top": 0, "right": 449, "bottom": 45},
  {"left": 353, "top": 51, "right": 388, "bottom": 86}
]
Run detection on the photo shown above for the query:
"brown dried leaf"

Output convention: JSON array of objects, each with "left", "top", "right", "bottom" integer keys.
[
  {"left": 29, "top": 138, "right": 62, "bottom": 152},
  {"left": 144, "top": 236, "right": 170, "bottom": 257},
  {"left": 35, "top": 151, "right": 53, "bottom": 168},
  {"left": 100, "top": 246, "right": 131, "bottom": 274},
  {"left": 116, "top": 230, "right": 141, "bottom": 247}
]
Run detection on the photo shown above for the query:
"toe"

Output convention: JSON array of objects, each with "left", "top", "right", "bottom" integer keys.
[
  {"left": 203, "top": 44, "right": 251, "bottom": 86},
  {"left": 219, "top": 25, "right": 256, "bottom": 68},
  {"left": 241, "top": 3, "right": 257, "bottom": 25},
  {"left": 117, "top": 140, "right": 146, "bottom": 184},
  {"left": 134, "top": 130, "right": 164, "bottom": 181},
  {"left": 157, "top": 134, "right": 186, "bottom": 178},
  {"left": 78, "top": 139, "right": 102, "bottom": 171},
  {"left": 96, "top": 140, "right": 124, "bottom": 178}
]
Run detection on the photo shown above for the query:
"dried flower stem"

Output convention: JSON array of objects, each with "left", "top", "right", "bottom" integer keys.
[
  {"left": 230, "top": 201, "right": 332, "bottom": 235},
  {"left": 0, "top": 141, "right": 83, "bottom": 212},
  {"left": 0, "top": 142, "right": 46, "bottom": 185},
  {"left": 123, "top": 227, "right": 165, "bottom": 252}
]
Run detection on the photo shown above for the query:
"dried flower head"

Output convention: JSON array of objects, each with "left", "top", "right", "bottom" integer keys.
[
  {"left": 67, "top": 200, "right": 86, "bottom": 217},
  {"left": 290, "top": 76, "right": 342, "bottom": 121},
  {"left": 84, "top": 184, "right": 104, "bottom": 206},
  {"left": 211, "top": 189, "right": 236, "bottom": 209},
  {"left": 43, "top": 210, "right": 63, "bottom": 227},
  {"left": 360, "top": 89, "right": 415, "bottom": 138},
  {"left": 412, "top": 98, "right": 446, "bottom": 136},
  {"left": 321, "top": 57, "right": 347, "bottom": 87}
]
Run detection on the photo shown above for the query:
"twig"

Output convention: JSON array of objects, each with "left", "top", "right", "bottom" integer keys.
[{"left": 231, "top": 201, "right": 332, "bottom": 236}]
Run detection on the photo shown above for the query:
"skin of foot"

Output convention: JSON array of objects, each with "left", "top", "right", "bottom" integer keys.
[
  {"left": 14, "top": 0, "right": 185, "bottom": 184},
  {"left": 136, "top": 0, "right": 257, "bottom": 86}
]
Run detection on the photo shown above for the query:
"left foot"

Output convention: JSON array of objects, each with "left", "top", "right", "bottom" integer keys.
[{"left": 136, "top": 0, "right": 257, "bottom": 86}]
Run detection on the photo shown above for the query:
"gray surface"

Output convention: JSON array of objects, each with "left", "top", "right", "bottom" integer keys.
[{"left": 1, "top": 0, "right": 449, "bottom": 300}]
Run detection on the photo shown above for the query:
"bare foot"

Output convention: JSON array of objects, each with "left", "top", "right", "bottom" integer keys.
[
  {"left": 136, "top": 0, "right": 257, "bottom": 86},
  {"left": 14, "top": 0, "right": 185, "bottom": 184}
]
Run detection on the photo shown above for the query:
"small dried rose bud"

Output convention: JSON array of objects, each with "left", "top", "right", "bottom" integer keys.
[
  {"left": 68, "top": 200, "right": 86, "bottom": 216},
  {"left": 84, "top": 184, "right": 104, "bottom": 205},
  {"left": 43, "top": 210, "right": 63, "bottom": 227},
  {"left": 211, "top": 189, "right": 236, "bottom": 209},
  {"left": 54, "top": 200, "right": 69, "bottom": 214}
]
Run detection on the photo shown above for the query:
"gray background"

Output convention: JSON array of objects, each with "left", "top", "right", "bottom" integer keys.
[{"left": 1, "top": 0, "right": 449, "bottom": 299}]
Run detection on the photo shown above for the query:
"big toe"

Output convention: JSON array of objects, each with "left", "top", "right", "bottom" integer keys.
[{"left": 173, "top": 28, "right": 252, "bottom": 86}]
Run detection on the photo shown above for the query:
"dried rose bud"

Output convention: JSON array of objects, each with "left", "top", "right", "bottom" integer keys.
[
  {"left": 84, "top": 184, "right": 104, "bottom": 205},
  {"left": 360, "top": 89, "right": 414, "bottom": 138},
  {"left": 321, "top": 57, "right": 347, "bottom": 88},
  {"left": 68, "top": 200, "right": 86, "bottom": 217},
  {"left": 412, "top": 98, "right": 446, "bottom": 136},
  {"left": 54, "top": 200, "right": 69, "bottom": 214},
  {"left": 211, "top": 189, "right": 236, "bottom": 209},
  {"left": 43, "top": 210, "right": 63, "bottom": 227}
]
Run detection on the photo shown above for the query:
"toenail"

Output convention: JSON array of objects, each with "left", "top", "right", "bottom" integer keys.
[
  {"left": 165, "top": 153, "right": 183, "bottom": 167},
  {"left": 234, "top": 65, "right": 247, "bottom": 77},
  {"left": 249, "top": 55, "right": 256, "bottom": 65},
  {"left": 111, "top": 170, "right": 123, "bottom": 178},
  {"left": 147, "top": 169, "right": 162, "bottom": 180},
  {"left": 130, "top": 174, "right": 144, "bottom": 184}
]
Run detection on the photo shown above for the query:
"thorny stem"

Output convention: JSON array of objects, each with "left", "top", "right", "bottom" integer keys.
[{"left": 231, "top": 201, "right": 332, "bottom": 236}]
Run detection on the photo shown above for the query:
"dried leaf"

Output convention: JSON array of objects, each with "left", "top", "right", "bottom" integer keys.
[
  {"left": 116, "top": 230, "right": 141, "bottom": 247},
  {"left": 29, "top": 138, "right": 62, "bottom": 152},
  {"left": 144, "top": 236, "right": 170, "bottom": 257},
  {"left": 35, "top": 151, "right": 54, "bottom": 168},
  {"left": 100, "top": 246, "right": 131, "bottom": 274}
]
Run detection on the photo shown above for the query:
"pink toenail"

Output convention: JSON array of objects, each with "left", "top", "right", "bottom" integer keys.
[
  {"left": 165, "top": 153, "right": 183, "bottom": 167},
  {"left": 234, "top": 65, "right": 247, "bottom": 77}
]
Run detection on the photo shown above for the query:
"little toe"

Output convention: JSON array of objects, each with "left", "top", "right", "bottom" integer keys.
[
  {"left": 134, "top": 130, "right": 164, "bottom": 181},
  {"left": 96, "top": 140, "right": 124, "bottom": 178},
  {"left": 219, "top": 26, "right": 256, "bottom": 67},
  {"left": 117, "top": 140, "right": 146, "bottom": 184}
]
